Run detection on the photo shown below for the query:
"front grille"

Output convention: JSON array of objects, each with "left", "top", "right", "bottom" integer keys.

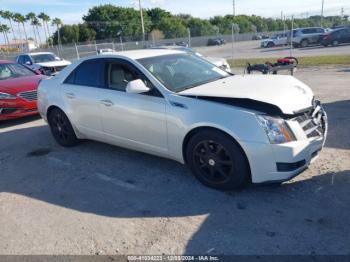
[
  {"left": 17, "top": 90, "right": 37, "bottom": 101},
  {"left": 293, "top": 102, "right": 327, "bottom": 138},
  {"left": 0, "top": 108, "right": 18, "bottom": 114}
]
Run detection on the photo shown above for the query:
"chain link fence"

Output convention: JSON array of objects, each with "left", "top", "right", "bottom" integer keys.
[{"left": 0, "top": 30, "right": 280, "bottom": 62}]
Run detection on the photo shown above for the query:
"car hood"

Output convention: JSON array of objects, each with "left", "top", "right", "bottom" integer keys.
[
  {"left": 0, "top": 75, "right": 45, "bottom": 95},
  {"left": 178, "top": 75, "right": 314, "bottom": 115},
  {"left": 35, "top": 60, "right": 71, "bottom": 68}
]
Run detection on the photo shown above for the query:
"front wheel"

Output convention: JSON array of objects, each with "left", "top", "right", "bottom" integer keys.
[
  {"left": 186, "top": 130, "right": 250, "bottom": 190},
  {"left": 300, "top": 39, "right": 309, "bottom": 48},
  {"left": 48, "top": 108, "right": 79, "bottom": 147}
]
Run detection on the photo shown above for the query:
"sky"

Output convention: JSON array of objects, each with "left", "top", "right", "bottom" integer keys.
[
  {"left": 0, "top": 0, "right": 349, "bottom": 44},
  {"left": 1, "top": 0, "right": 349, "bottom": 24}
]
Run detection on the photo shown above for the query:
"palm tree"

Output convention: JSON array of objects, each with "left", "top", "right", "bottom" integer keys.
[
  {"left": 52, "top": 17, "right": 62, "bottom": 47},
  {"left": 16, "top": 14, "right": 28, "bottom": 42},
  {"left": 0, "top": 24, "right": 10, "bottom": 46},
  {"left": 32, "top": 17, "right": 42, "bottom": 45},
  {"left": 26, "top": 12, "right": 37, "bottom": 44},
  {"left": 38, "top": 12, "right": 48, "bottom": 44},
  {"left": 12, "top": 13, "right": 23, "bottom": 41},
  {"left": 0, "top": 11, "right": 16, "bottom": 40}
]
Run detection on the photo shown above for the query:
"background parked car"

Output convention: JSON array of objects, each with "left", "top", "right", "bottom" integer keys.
[
  {"left": 151, "top": 46, "right": 231, "bottom": 72},
  {"left": 252, "top": 35, "right": 262, "bottom": 40},
  {"left": 16, "top": 52, "right": 71, "bottom": 76},
  {"left": 290, "top": 27, "right": 325, "bottom": 48},
  {"left": 321, "top": 28, "right": 350, "bottom": 47},
  {"left": 260, "top": 33, "right": 288, "bottom": 48},
  {"left": 207, "top": 38, "right": 225, "bottom": 46},
  {"left": 0, "top": 60, "right": 46, "bottom": 121}
]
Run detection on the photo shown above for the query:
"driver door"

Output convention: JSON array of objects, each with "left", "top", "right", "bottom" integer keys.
[{"left": 99, "top": 58, "right": 168, "bottom": 155}]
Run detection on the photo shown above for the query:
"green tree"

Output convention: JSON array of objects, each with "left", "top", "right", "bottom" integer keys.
[
  {"left": 83, "top": 4, "right": 151, "bottom": 40},
  {"left": 157, "top": 16, "right": 188, "bottom": 38},
  {"left": 0, "top": 11, "right": 15, "bottom": 40},
  {"left": 78, "top": 23, "right": 96, "bottom": 42},
  {"left": 53, "top": 24, "right": 79, "bottom": 44}
]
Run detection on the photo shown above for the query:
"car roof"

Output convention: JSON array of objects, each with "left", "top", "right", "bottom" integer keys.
[
  {"left": 25, "top": 52, "right": 55, "bottom": 56},
  {"left": 0, "top": 60, "right": 15, "bottom": 64},
  {"left": 85, "top": 49, "right": 185, "bottom": 60}
]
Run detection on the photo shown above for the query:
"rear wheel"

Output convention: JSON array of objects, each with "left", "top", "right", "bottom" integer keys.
[
  {"left": 186, "top": 130, "right": 250, "bottom": 190},
  {"left": 267, "top": 42, "right": 275, "bottom": 48},
  {"left": 48, "top": 108, "right": 79, "bottom": 147},
  {"left": 300, "top": 39, "right": 309, "bottom": 48},
  {"left": 332, "top": 40, "right": 339, "bottom": 47}
]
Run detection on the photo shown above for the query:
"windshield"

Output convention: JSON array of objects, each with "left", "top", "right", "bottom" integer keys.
[
  {"left": 31, "top": 53, "right": 57, "bottom": 63},
  {"left": 0, "top": 63, "right": 36, "bottom": 80},
  {"left": 138, "top": 54, "right": 230, "bottom": 92}
]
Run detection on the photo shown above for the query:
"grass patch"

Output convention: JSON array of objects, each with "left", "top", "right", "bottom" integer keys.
[{"left": 228, "top": 55, "right": 350, "bottom": 68}]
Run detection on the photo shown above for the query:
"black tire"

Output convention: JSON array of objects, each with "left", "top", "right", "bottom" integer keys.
[
  {"left": 300, "top": 39, "right": 309, "bottom": 48},
  {"left": 186, "top": 130, "right": 250, "bottom": 190},
  {"left": 267, "top": 42, "right": 274, "bottom": 48},
  {"left": 48, "top": 108, "right": 79, "bottom": 147},
  {"left": 332, "top": 40, "right": 339, "bottom": 47}
]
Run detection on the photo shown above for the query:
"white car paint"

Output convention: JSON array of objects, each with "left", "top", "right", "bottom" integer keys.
[
  {"left": 179, "top": 74, "right": 314, "bottom": 115},
  {"left": 38, "top": 49, "right": 327, "bottom": 185},
  {"left": 16, "top": 52, "right": 71, "bottom": 75}
]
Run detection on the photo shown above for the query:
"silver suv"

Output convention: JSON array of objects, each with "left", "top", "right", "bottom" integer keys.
[{"left": 291, "top": 27, "right": 325, "bottom": 48}]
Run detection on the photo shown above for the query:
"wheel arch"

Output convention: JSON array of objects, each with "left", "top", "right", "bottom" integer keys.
[
  {"left": 46, "top": 105, "right": 83, "bottom": 139},
  {"left": 182, "top": 126, "right": 251, "bottom": 173}
]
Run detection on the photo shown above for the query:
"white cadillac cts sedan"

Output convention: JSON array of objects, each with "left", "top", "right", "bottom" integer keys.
[{"left": 38, "top": 49, "right": 327, "bottom": 190}]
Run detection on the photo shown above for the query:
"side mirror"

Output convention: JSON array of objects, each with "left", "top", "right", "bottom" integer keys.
[
  {"left": 25, "top": 61, "right": 32, "bottom": 65},
  {"left": 126, "top": 79, "right": 150, "bottom": 94}
]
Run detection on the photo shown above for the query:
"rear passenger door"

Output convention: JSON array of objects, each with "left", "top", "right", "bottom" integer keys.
[{"left": 61, "top": 59, "right": 106, "bottom": 138}]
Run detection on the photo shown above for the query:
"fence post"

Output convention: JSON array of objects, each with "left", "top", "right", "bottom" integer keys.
[
  {"left": 112, "top": 41, "right": 115, "bottom": 51},
  {"left": 94, "top": 40, "right": 98, "bottom": 54},
  {"left": 187, "top": 28, "right": 191, "bottom": 47},
  {"left": 152, "top": 32, "right": 155, "bottom": 47},
  {"left": 290, "top": 15, "right": 294, "bottom": 57},
  {"left": 56, "top": 45, "right": 61, "bottom": 58},
  {"left": 120, "top": 36, "right": 124, "bottom": 51},
  {"left": 75, "top": 43, "right": 80, "bottom": 60},
  {"left": 231, "top": 23, "right": 235, "bottom": 63}
]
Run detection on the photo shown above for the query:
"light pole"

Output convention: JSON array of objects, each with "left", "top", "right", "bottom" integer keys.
[
  {"left": 321, "top": 0, "right": 325, "bottom": 26},
  {"left": 138, "top": 0, "right": 145, "bottom": 43}
]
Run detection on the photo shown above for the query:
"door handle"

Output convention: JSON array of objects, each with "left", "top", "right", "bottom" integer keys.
[
  {"left": 65, "top": 92, "right": 76, "bottom": 99},
  {"left": 100, "top": 99, "right": 114, "bottom": 107}
]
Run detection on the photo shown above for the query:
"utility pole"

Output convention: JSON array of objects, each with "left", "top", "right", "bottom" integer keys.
[
  {"left": 290, "top": 15, "right": 294, "bottom": 57},
  {"left": 321, "top": 0, "right": 325, "bottom": 26},
  {"left": 138, "top": 0, "right": 145, "bottom": 43},
  {"left": 232, "top": 0, "right": 236, "bottom": 17}
]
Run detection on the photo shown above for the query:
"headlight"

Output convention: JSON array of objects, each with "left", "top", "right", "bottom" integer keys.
[
  {"left": 0, "top": 92, "right": 16, "bottom": 100},
  {"left": 257, "top": 115, "right": 296, "bottom": 144}
]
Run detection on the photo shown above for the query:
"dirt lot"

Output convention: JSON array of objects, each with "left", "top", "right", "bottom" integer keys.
[
  {"left": 0, "top": 66, "right": 349, "bottom": 255},
  {"left": 196, "top": 40, "right": 350, "bottom": 59}
]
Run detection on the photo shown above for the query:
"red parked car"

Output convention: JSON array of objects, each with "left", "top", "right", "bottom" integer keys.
[{"left": 0, "top": 60, "right": 46, "bottom": 121}]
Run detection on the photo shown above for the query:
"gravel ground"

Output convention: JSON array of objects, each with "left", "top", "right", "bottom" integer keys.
[
  {"left": 196, "top": 40, "right": 350, "bottom": 59},
  {"left": 0, "top": 66, "right": 349, "bottom": 255}
]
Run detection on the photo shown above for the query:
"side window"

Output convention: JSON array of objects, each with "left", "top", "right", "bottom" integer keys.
[
  {"left": 64, "top": 59, "right": 103, "bottom": 87},
  {"left": 17, "top": 56, "right": 23, "bottom": 64},
  {"left": 104, "top": 60, "right": 162, "bottom": 97},
  {"left": 302, "top": 29, "right": 310, "bottom": 34},
  {"left": 316, "top": 28, "right": 324, "bottom": 33},
  {"left": 107, "top": 63, "right": 137, "bottom": 91},
  {"left": 23, "top": 56, "right": 31, "bottom": 64}
]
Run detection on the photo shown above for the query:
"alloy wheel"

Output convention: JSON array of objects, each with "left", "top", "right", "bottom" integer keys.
[{"left": 192, "top": 140, "right": 234, "bottom": 184}]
